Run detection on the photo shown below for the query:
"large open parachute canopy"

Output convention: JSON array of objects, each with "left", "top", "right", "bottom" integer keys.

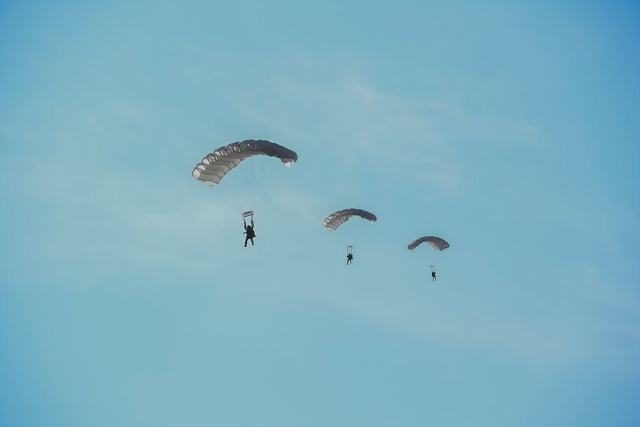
[
  {"left": 407, "top": 236, "right": 450, "bottom": 251},
  {"left": 323, "top": 208, "right": 377, "bottom": 231},
  {"left": 192, "top": 139, "right": 298, "bottom": 185}
]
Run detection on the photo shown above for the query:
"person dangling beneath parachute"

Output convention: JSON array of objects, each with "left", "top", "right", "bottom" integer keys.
[
  {"left": 243, "top": 211, "right": 256, "bottom": 247},
  {"left": 191, "top": 140, "right": 298, "bottom": 248},
  {"left": 323, "top": 209, "right": 377, "bottom": 264},
  {"left": 407, "top": 237, "right": 450, "bottom": 282}
]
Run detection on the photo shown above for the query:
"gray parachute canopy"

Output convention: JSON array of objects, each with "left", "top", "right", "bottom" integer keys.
[
  {"left": 192, "top": 139, "right": 298, "bottom": 185},
  {"left": 407, "top": 236, "right": 450, "bottom": 251},
  {"left": 323, "top": 208, "right": 377, "bottom": 231}
]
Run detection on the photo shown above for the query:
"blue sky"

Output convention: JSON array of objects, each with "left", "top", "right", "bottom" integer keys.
[{"left": 1, "top": 1, "right": 639, "bottom": 426}]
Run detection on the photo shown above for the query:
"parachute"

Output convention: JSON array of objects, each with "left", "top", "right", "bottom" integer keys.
[
  {"left": 407, "top": 236, "right": 450, "bottom": 251},
  {"left": 322, "top": 208, "right": 377, "bottom": 231},
  {"left": 192, "top": 139, "right": 298, "bottom": 185},
  {"left": 192, "top": 139, "right": 297, "bottom": 214}
]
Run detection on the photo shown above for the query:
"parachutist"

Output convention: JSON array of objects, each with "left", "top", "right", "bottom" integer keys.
[
  {"left": 346, "top": 253, "right": 353, "bottom": 265},
  {"left": 243, "top": 217, "right": 256, "bottom": 247},
  {"left": 431, "top": 270, "right": 437, "bottom": 281}
]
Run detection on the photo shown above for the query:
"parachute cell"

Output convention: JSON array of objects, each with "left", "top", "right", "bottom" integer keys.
[
  {"left": 192, "top": 139, "right": 298, "bottom": 185},
  {"left": 407, "top": 236, "right": 450, "bottom": 251},
  {"left": 323, "top": 208, "right": 377, "bottom": 231}
]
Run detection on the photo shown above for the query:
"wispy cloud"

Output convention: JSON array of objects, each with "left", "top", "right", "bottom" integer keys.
[
  {"left": 278, "top": 271, "right": 640, "bottom": 374},
  {"left": 189, "top": 50, "right": 540, "bottom": 197}
]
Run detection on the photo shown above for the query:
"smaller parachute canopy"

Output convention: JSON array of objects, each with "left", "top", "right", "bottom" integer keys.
[
  {"left": 323, "top": 208, "right": 377, "bottom": 231},
  {"left": 407, "top": 236, "right": 450, "bottom": 251}
]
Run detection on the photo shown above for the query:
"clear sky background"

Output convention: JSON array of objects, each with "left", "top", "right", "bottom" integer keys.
[{"left": 1, "top": 1, "right": 639, "bottom": 426}]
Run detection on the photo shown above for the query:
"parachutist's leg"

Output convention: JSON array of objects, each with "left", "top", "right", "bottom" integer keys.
[
  {"left": 251, "top": 238, "right": 254, "bottom": 246},
  {"left": 244, "top": 236, "right": 248, "bottom": 247}
]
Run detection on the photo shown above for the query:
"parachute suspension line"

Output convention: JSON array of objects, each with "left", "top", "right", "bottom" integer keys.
[
  {"left": 235, "top": 155, "right": 257, "bottom": 215},
  {"left": 215, "top": 154, "right": 282, "bottom": 216},
  {"left": 347, "top": 245, "right": 353, "bottom": 255},
  {"left": 247, "top": 154, "right": 256, "bottom": 211},
  {"left": 248, "top": 155, "right": 258, "bottom": 211},
  {"left": 221, "top": 172, "right": 244, "bottom": 214},
  {"left": 221, "top": 155, "right": 257, "bottom": 214},
  {"left": 252, "top": 155, "right": 278, "bottom": 214},
  {"left": 237, "top": 155, "right": 255, "bottom": 214},
  {"left": 209, "top": 180, "right": 240, "bottom": 216},
  {"left": 235, "top": 164, "right": 250, "bottom": 213},
  {"left": 248, "top": 154, "right": 260, "bottom": 212},
  {"left": 237, "top": 154, "right": 280, "bottom": 216}
]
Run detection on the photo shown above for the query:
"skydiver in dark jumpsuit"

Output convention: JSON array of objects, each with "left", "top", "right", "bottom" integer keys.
[
  {"left": 243, "top": 217, "right": 255, "bottom": 247},
  {"left": 346, "top": 252, "right": 353, "bottom": 265}
]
